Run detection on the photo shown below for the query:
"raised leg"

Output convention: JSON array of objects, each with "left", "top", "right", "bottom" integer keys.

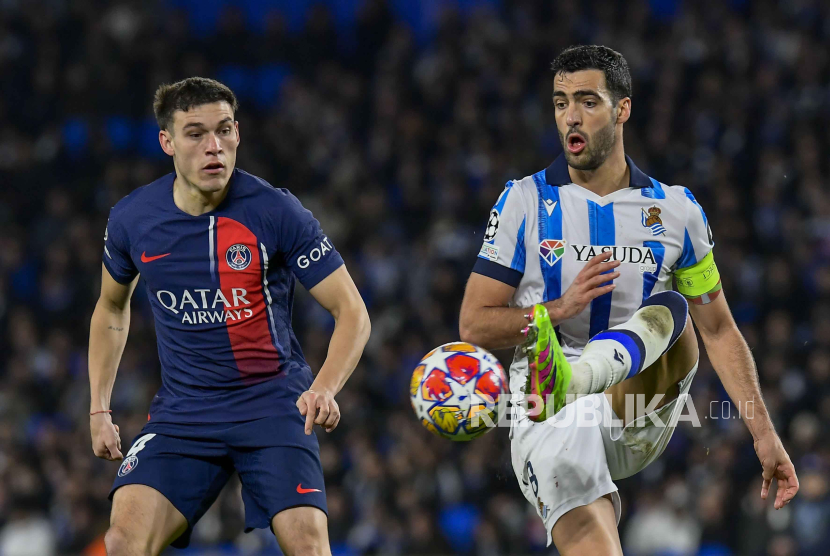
[{"left": 604, "top": 314, "right": 699, "bottom": 425}]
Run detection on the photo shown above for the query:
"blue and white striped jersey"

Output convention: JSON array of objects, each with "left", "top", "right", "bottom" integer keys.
[{"left": 474, "top": 154, "right": 713, "bottom": 355}]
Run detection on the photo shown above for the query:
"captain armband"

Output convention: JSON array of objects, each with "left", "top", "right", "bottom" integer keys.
[{"left": 674, "top": 251, "right": 722, "bottom": 305}]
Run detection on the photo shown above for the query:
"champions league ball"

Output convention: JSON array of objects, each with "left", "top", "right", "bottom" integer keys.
[{"left": 410, "top": 342, "right": 509, "bottom": 441}]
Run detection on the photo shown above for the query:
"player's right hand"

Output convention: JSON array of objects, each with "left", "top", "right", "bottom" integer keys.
[
  {"left": 755, "top": 431, "right": 799, "bottom": 509},
  {"left": 545, "top": 251, "right": 620, "bottom": 324},
  {"left": 90, "top": 413, "right": 123, "bottom": 461}
]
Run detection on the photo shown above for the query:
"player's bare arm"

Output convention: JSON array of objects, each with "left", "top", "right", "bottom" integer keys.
[
  {"left": 296, "top": 265, "right": 370, "bottom": 435},
  {"left": 459, "top": 250, "right": 620, "bottom": 350},
  {"left": 88, "top": 265, "right": 139, "bottom": 461},
  {"left": 689, "top": 292, "right": 799, "bottom": 509}
]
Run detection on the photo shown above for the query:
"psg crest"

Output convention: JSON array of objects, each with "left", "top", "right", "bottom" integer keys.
[
  {"left": 118, "top": 455, "right": 138, "bottom": 477},
  {"left": 226, "top": 244, "right": 252, "bottom": 270}
]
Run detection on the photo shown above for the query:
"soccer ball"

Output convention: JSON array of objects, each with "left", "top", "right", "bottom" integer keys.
[{"left": 410, "top": 342, "right": 509, "bottom": 441}]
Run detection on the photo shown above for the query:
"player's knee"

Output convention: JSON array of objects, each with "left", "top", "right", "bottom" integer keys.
[
  {"left": 287, "top": 540, "right": 327, "bottom": 556},
  {"left": 554, "top": 499, "right": 619, "bottom": 553},
  {"left": 284, "top": 530, "right": 328, "bottom": 556},
  {"left": 105, "top": 524, "right": 150, "bottom": 556},
  {"left": 640, "top": 291, "right": 688, "bottom": 344},
  {"left": 568, "top": 505, "right": 602, "bottom": 532},
  {"left": 292, "top": 547, "right": 326, "bottom": 556}
]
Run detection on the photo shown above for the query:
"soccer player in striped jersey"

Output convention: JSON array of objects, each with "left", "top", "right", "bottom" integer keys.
[
  {"left": 460, "top": 46, "right": 798, "bottom": 554},
  {"left": 88, "top": 77, "right": 370, "bottom": 555}
]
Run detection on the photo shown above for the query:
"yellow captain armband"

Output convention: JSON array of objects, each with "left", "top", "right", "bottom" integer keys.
[{"left": 674, "top": 250, "right": 721, "bottom": 302}]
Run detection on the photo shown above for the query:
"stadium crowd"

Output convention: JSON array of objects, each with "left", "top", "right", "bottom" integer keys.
[{"left": 0, "top": 0, "right": 828, "bottom": 554}]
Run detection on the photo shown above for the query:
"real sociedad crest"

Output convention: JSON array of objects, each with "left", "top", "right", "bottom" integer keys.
[
  {"left": 641, "top": 206, "right": 667, "bottom": 236},
  {"left": 226, "top": 244, "right": 252, "bottom": 270}
]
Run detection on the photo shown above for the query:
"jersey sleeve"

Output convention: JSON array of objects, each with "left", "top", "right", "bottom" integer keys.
[
  {"left": 472, "top": 181, "right": 527, "bottom": 288},
  {"left": 278, "top": 191, "right": 344, "bottom": 290},
  {"left": 102, "top": 210, "right": 138, "bottom": 284},
  {"left": 674, "top": 188, "right": 721, "bottom": 301},
  {"left": 675, "top": 188, "right": 713, "bottom": 270}
]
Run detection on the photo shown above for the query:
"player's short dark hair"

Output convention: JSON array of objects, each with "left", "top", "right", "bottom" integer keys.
[
  {"left": 551, "top": 45, "right": 632, "bottom": 104},
  {"left": 153, "top": 77, "right": 239, "bottom": 132}
]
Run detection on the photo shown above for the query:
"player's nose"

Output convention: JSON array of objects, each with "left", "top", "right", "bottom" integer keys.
[
  {"left": 566, "top": 104, "right": 582, "bottom": 127},
  {"left": 205, "top": 132, "right": 222, "bottom": 154}
]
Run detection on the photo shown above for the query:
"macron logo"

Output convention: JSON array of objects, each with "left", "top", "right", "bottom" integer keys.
[{"left": 544, "top": 199, "right": 557, "bottom": 217}]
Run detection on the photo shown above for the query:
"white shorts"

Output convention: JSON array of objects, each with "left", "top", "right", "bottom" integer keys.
[{"left": 510, "top": 358, "right": 698, "bottom": 546}]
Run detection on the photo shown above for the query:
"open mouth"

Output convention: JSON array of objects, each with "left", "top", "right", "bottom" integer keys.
[
  {"left": 567, "top": 133, "right": 586, "bottom": 154},
  {"left": 203, "top": 162, "right": 225, "bottom": 174}
]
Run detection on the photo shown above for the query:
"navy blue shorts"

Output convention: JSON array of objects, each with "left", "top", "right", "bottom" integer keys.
[{"left": 109, "top": 415, "right": 326, "bottom": 548}]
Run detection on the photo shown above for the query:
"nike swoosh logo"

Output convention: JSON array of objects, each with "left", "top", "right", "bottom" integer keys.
[
  {"left": 544, "top": 200, "right": 557, "bottom": 216},
  {"left": 297, "top": 484, "right": 322, "bottom": 494},
  {"left": 141, "top": 252, "right": 171, "bottom": 263}
]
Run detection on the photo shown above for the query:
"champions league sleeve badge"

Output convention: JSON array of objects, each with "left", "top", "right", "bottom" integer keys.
[
  {"left": 226, "top": 244, "right": 253, "bottom": 270},
  {"left": 484, "top": 209, "right": 500, "bottom": 242}
]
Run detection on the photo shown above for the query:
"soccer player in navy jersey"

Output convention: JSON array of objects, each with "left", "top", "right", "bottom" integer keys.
[{"left": 88, "top": 77, "right": 370, "bottom": 555}]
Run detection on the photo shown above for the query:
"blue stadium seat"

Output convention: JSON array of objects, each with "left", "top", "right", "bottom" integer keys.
[
  {"left": 138, "top": 117, "right": 166, "bottom": 158},
  {"left": 254, "top": 64, "right": 291, "bottom": 108},
  {"left": 697, "top": 543, "right": 734, "bottom": 556},
  {"left": 239, "top": 0, "right": 310, "bottom": 34},
  {"left": 62, "top": 117, "right": 89, "bottom": 156},
  {"left": 216, "top": 65, "right": 254, "bottom": 101},
  {"left": 166, "top": 0, "right": 224, "bottom": 34},
  {"left": 106, "top": 116, "right": 135, "bottom": 152},
  {"left": 389, "top": 0, "right": 502, "bottom": 44},
  {"left": 323, "top": 0, "right": 359, "bottom": 32},
  {"left": 330, "top": 543, "right": 357, "bottom": 556},
  {"left": 438, "top": 503, "right": 480, "bottom": 553}
]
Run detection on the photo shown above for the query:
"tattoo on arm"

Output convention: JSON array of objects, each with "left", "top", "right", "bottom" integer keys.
[{"left": 107, "top": 326, "right": 124, "bottom": 332}]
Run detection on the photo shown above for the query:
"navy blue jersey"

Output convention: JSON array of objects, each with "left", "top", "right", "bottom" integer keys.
[{"left": 103, "top": 169, "right": 343, "bottom": 426}]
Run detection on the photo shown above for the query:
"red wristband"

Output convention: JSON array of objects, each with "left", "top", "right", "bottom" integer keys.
[{"left": 90, "top": 409, "right": 112, "bottom": 416}]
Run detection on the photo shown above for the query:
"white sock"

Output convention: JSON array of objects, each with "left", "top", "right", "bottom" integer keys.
[{"left": 569, "top": 304, "right": 680, "bottom": 396}]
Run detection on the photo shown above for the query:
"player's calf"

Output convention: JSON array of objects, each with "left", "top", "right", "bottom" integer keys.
[{"left": 572, "top": 290, "right": 688, "bottom": 396}]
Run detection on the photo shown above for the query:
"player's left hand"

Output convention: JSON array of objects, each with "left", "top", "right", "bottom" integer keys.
[
  {"left": 296, "top": 389, "right": 340, "bottom": 434},
  {"left": 754, "top": 432, "right": 799, "bottom": 509}
]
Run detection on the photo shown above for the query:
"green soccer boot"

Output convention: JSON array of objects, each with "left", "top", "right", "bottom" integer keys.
[{"left": 522, "top": 304, "right": 572, "bottom": 421}]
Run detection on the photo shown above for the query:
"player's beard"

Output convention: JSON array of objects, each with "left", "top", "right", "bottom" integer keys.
[{"left": 560, "top": 116, "right": 617, "bottom": 171}]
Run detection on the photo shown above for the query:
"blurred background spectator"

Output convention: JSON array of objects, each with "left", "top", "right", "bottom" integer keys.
[{"left": 0, "top": 0, "right": 828, "bottom": 554}]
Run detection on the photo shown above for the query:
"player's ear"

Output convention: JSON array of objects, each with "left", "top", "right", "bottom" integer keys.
[
  {"left": 616, "top": 97, "right": 631, "bottom": 125},
  {"left": 159, "top": 129, "right": 175, "bottom": 157},
  {"left": 234, "top": 121, "right": 240, "bottom": 146}
]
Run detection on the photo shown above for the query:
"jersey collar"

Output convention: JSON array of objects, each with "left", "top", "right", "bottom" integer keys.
[{"left": 544, "top": 154, "right": 653, "bottom": 188}]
